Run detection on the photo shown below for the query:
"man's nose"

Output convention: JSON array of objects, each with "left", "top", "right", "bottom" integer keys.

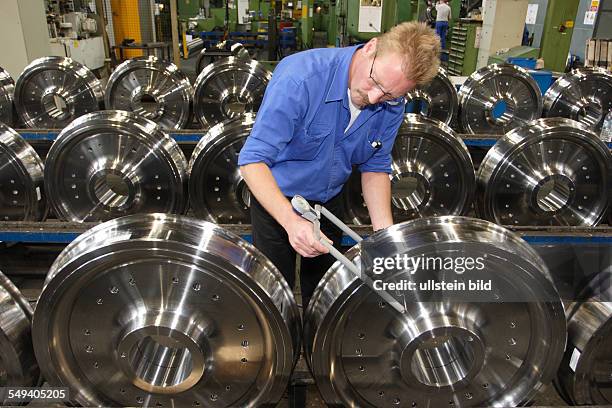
[{"left": 369, "top": 88, "right": 384, "bottom": 104}]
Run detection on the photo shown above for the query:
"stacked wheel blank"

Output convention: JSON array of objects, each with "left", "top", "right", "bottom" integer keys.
[
  {"left": 31, "top": 213, "right": 301, "bottom": 407},
  {"left": 544, "top": 67, "right": 612, "bottom": 133},
  {"left": 14, "top": 57, "right": 103, "bottom": 128},
  {"left": 44, "top": 110, "right": 188, "bottom": 222},
  {"left": 344, "top": 114, "right": 475, "bottom": 224},
  {"left": 0, "top": 124, "right": 46, "bottom": 221},
  {"left": 105, "top": 57, "right": 193, "bottom": 130},
  {"left": 477, "top": 117, "right": 611, "bottom": 226},
  {"left": 0, "top": 67, "right": 15, "bottom": 126},
  {"left": 304, "top": 216, "right": 566, "bottom": 407},
  {"left": 0, "top": 270, "right": 39, "bottom": 401},
  {"left": 458, "top": 63, "right": 542, "bottom": 134},
  {"left": 405, "top": 68, "right": 458, "bottom": 126},
  {"left": 189, "top": 115, "right": 255, "bottom": 223},
  {"left": 193, "top": 58, "right": 272, "bottom": 130}
]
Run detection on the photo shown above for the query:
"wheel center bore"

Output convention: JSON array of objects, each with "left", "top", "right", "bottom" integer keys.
[
  {"left": 410, "top": 334, "right": 476, "bottom": 387},
  {"left": 42, "top": 92, "right": 69, "bottom": 120},
  {"left": 533, "top": 174, "right": 574, "bottom": 214},
  {"left": 578, "top": 100, "right": 603, "bottom": 128},
  {"left": 395, "top": 315, "right": 485, "bottom": 389},
  {"left": 117, "top": 317, "right": 208, "bottom": 394},
  {"left": 391, "top": 172, "right": 430, "bottom": 211},
  {"left": 488, "top": 98, "right": 516, "bottom": 126},
  {"left": 93, "top": 172, "right": 132, "bottom": 208}
]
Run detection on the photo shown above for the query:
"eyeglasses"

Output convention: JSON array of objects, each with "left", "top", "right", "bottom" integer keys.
[{"left": 369, "top": 53, "right": 395, "bottom": 101}]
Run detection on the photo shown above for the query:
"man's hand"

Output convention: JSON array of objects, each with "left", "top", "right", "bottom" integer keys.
[{"left": 284, "top": 213, "right": 332, "bottom": 257}]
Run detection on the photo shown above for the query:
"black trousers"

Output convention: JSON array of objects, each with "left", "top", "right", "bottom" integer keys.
[{"left": 250, "top": 194, "right": 345, "bottom": 308}]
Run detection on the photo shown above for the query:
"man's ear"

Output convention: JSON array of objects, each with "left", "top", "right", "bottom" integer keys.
[{"left": 363, "top": 38, "right": 377, "bottom": 55}]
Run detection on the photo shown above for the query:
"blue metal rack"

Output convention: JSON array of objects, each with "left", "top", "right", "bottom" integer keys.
[
  {"left": 17, "top": 129, "right": 612, "bottom": 149},
  {"left": 0, "top": 222, "right": 610, "bottom": 246}
]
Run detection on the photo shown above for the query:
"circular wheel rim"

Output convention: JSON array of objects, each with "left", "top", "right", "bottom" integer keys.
[
  {"left": 0, "top": 124, "right": 47, "bottom": 221},
  {"left": 477, "top": 117, "right": 611, "bottom": 226},
  {"left": 105, "top": 57, "right": 193, "bottom": 130},
  {"left": 14, "top": 56, "right": 102, "bottom": 128},
  {"left": 458, "top": 63, "right": 542, "bottom": 134},
  {"left": 189, "top": 115, "right": 254, "bottom": 223},
  {"left": 405, "top": 68, "right": 458, "bottom": 126},
  {"left": 544, "top": 67, "right": 612, "bottom": 133},
  {"left": 304, "top": 216, "right": 566, "bottom": 407},
  {"left": 32, "top": 213, "right": 301, "bottom": 407},
  {"left": 193, "top": 58, "right": 271, "bottom": 130},
  {"left": 44, "top": 110, "right": 188, "bottom": 222},
  {"left": 344, "top": 115, "right": 475, "bottom": 224},
  {"left": 0, "top": 67, "right": 15, "bottom": 126}
]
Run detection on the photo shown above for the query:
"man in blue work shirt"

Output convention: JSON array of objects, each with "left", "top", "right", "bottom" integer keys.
[{"left": 238, "top": 22, "right": 440, "bottom": 307}]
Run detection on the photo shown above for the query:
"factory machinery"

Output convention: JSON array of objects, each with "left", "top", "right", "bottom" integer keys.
[{"left": 0, "top": 50, "right": 612, "bottom": 407}]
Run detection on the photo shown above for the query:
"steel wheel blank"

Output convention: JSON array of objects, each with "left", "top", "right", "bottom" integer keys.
[
  {"left": 304, "top": 216, "right": 566, "bottom": 407},
  {"left": 556, "top": 271, "right": 612, "bottom": 405},
  {"left": 459, "top": 63, "right": 542, "bottom": 134},
  {"left": 193, "top": 58, "right": 271, "bottom": 130},
  {"left": 405, "top": 68, "right": 457, "bottom": 125},
  {"left": 105, "top": 57, "right": 193, "bottom": 130},
  {"left": 189, "top": 115, "right": 254, "bottom": 223},
  {"left": 544, "top": 67, "right": 612, "bottom": 132},
  {"left": 44, "top": 111, "right": 188, "bottom": 222},
  {"left": 344, "top": 115, "right": 474, "bottom": 224},
  {"left": 0, "top": 124, "right": 46, "bottom": 221},
  {"left": 32, "top": 213, "right": 300, "bottom": 407},
  {"left": 477, "top": 118, "right": 611, "bottom": 226},
  {"left": 0, "top": 67, "right": 15, "bottom": 126},
  {"left": 14, "top": 57, "right": 102, "bottom": 128},
  {"left": 0, "top": 270, "right": 39, "bottom": 397}
]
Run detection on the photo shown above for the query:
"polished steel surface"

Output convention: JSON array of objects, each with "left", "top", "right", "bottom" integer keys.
[
  {"left": 189, "top": 115, "right": 254, "bottom": 223},
  {"left": 0, "top": 270, "right": 39, "bottom": 393},
  {"left": 14, "top": 57, "right": 102, "bottom": 128},
  {"left": 44, "top": 110, "right": 188, "bottom": 222},
  {"left": 32, "top": 213, "right": 300, "bottom": 407},
  {"left": 555, "top": 271, "right": 612, "bottom": 405},
  {"left": 405, "top": 68, "right": 458, "bottom": 125},
  {"left": 193, "top": 57, "right": 271, "bottom": 130},
  {"left": 543, "top": 67, "right": 612, "bottom": 133},
  {"left": 344, "top": 115, "right": 475, "bottom": 224},
  {"left": 196, "top": 42, "right": 250, "bottom": 74},
  {"left": 477, "top": 117, "right": 611, "bottom": 226},
  {"left": 0, "top": 67, "right": 15, "bottom": 126},
  {"left": 458, "top": 63, "right": 542, "bottom": 134},
  {"left": 0, "top": 124, "right": 47, "bottom": 221},
  {"left": 105, "top": 57, "right": 193, "bottom": 130},
  {"left": 304, "top": 216, "right": 566, "bottom": 407}
]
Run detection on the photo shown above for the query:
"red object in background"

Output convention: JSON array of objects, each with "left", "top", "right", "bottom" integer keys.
[{"left": 279, "top": 22, "right": 294, "bottom": 30}]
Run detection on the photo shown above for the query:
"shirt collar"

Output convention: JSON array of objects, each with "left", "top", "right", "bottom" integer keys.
[{"left": 325, "top": 45, "right": 362, "bottom": 103}]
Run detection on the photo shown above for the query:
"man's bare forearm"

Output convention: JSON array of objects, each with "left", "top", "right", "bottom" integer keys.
[
  {"left": 240, "top": 162, "right": 299, "bottom": 228},
  {"left": 361, "top": 172, "right": 393, "bottom": 231}
]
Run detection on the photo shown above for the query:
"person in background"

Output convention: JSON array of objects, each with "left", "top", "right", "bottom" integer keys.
[
  {"left": 435, "top": 0, "right": 452, "bottom": 52},
  {"left": 425, "top": 1, "right": 437, "bottom": 28}
]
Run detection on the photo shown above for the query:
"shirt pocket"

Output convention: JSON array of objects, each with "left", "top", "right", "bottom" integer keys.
[
  {"left": 351, "top": 129, "right": 380, "bottom": 165},
  {"left": 284, "top": 123, "right": 332, "bottom": 161}
]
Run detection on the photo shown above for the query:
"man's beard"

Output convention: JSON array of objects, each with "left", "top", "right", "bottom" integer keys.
[{"left": 356, "top": 90, "right": 371, "bottom": 108}]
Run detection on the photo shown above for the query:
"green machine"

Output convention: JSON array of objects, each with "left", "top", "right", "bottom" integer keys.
[{"left": 539, "top": 0, "right": 580, "bottom": 72}]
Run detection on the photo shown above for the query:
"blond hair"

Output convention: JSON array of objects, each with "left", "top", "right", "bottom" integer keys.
[{"left": 377, "top": 22, "right": 441, "bottom": 86}]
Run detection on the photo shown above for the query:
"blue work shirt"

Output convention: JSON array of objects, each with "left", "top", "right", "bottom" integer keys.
[{"left": 237, "top": 45, "right": 405, "bottom": 203}]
